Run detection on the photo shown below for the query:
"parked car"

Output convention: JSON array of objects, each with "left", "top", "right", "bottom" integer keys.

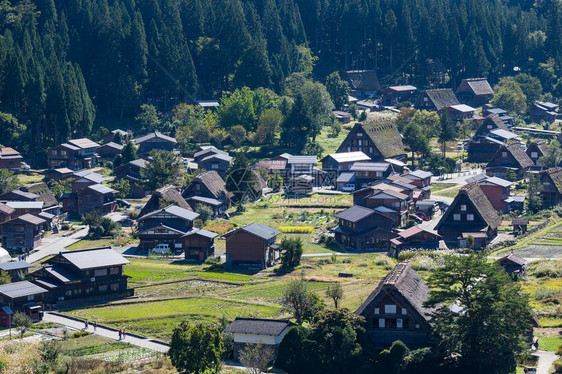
[
  {"left": 415, "top": 212, "right": 431, "bottom": 221},
  {"left": 341, "top": 184, "right": 356, "bottom": 192},
  {"left": 20, "top": 162, "right": 31, "bottom": 170},
  {"left": 437, "top": 201, "right": 450, "bottom": 209},
  {"left": 120, "top": 218, "right": 134, "bottom": 227},
  {"left": 152, "top": 243, "right": 170, "bottom": 253},
  {"left": 116, "top": 199, "right": 131, "bottom": 208},
  {"left": 409, "top": 214, "right": 423, "bottom": 224}
]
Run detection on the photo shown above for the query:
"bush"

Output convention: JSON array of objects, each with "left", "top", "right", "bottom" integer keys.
[
  {"left": 127, "top": 210, "right": 140, "bottom": 219},
  {"left": 71, "top": 331, "right": 90, "bottom": 338},
  {"left": 530, "top": 261, "right": 562, "bottom": 278},
  {"left": 204, "top": 257, "right": 221, "bottom": 265},
  {"left": 534, "top": 287, "right": 559, "bottom": 300}
]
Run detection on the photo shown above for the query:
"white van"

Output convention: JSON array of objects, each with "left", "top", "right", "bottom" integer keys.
[
  {"left": 152, "top": 243, "right": 170, "bottom": 253},
  {"left": 341, "top": 184, "right": 356, "bottom": 192}
]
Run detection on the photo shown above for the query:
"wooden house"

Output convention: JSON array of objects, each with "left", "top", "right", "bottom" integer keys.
[
  {"left": 183, "top": 171, "right": 231, "bottom": 218},
  {"left": 455, "top": 78, "right": 494, "bottom": 107},
  {"left": 530, "top": 102, "right": 558, "bottom": 123},
  {"left": 365, "top": 189, "right": 409, "bottom": 226},
  {"left": 389, "top": 226, "right": 442, "bottom": 256},
  {"left": 0, "top": 261, "right": 32, "bottom": 281},
  {"left": 1, "top": 213, "right": 46, "bottom": 250},
  {"left": 333, "top": 205, "right": 396, "bottom": 250},
  {"left": 137, "top": 205, "right": 199, "bottom": 251},
  {"left": 97, "top": 142, "right": 123, "bottom": 162},
  {"left": 445, "top": 104, "right": 476, "bottom": 122},
  {"left": 485, "top": 142, "right": 534, "bottom": 179},
  {"left": 31, "top": 247, "right": 130, "bottom": 303},
  {"left": 4, "top": 201, "right": 43, "bottom": 218},
  {"left": 76, "top": 184, "right": 117, "bottom": 215},
  {"left": 381, "top": 85, "right": 418, "bottom": 106},
  {"left": 511, "top": 219, "right": 529, "bottom": 234},
  {"left": 0, "top": 281, "right": 48, "bottom": 323},
  {"left": 0, "top": 189, "right": 39, "bottom": 202},
  {"left": 345, "top": 70, "right": 381, "bottom": 98},
  {"left": 539, "top": 167, "right": 562, "bottom": 208},
  {"left": 349, "top": 162, "right": 393, "bottom": 186},
  {"left": 483, "top": 106, "right": 514, "bottom": 127},
  {"left": 355, "top": 263, "right": 434, "bottom": 346},
  {"left": 333, "top": 110, "right": 351, "bottom": 123},
  {"left": 114, "top": 159, "right": 148, "bottom": 197},
  {"left": 321, "top": 152, "right": 371, "bottom": 176},
  {"left": 0, "top": 147, "right": 23, "bottom": 170},
  {"left": 48, "top": 138, "right": 100, "bottom": 170},
  {"left": 103, "top": 129, "right": 130, "bottom": 144},
  {"left": 224, "top": 318, "right": 295, "bottom": 361},
  {"left": 526, "top": 141, "right": 548, "bottom": 166},
  {"left": 138, "top": 185, "right": 192, "bottom": 218},
  {"left": 0, "top": 203, "right": 15, "bottom": 225},
  {"left": 466, "top": 174, "right": 513, "bottom": 212},
  {"left": 402, "top": 170, "right": 432, "bottom": 189},
  {"left": 224, "top": 223, "right": 280, "bottom": 270},
  {"left": 45, "top": 168, "right": 74, "bottom": 181},
  {"left": 415, "top": 89, "right": 459, "bottom": 112},
  {"left": 197, "top": 152, "right": 232, "bottom": 177},
  {"left": 337, "top": 119, "right": 406, "bottom": 161},
  {"left": 134, "top": 131, "right": 177, "bottom": 155},
  {"left": 467, "top": 114, "right": 520, "bottom": 162},
  {"left": 182, "top": 228, "right": 218, "bottom": 261},
  {"left": 435, "top": 182, "right": 501, "bottom": 248},
  {"left": 496, "top": 253, "right": 527, "bottom": 278}
]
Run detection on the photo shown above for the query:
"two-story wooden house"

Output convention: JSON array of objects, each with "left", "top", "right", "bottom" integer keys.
[
  {"left": 365, "top": 189, "right": 409, "bottom": 226},
  {"left": 76, "top": 184, "right": 117, "bottom": 215},
  {"left": 0, "top": 147, "right": 23, "bottom": 170},
  {"left": 183, "top": 171, "right": 231, "bottom": 218},
  {"left": 539, "top": 167, "right": 562, "bottom": 208},
  {"left": 402, "top": 170, "right": 432, "bottom": 189},
  {"left": 134, "top": 131, "right": 177, "bottom": 155},
  {"left": 194, "top": 147, "right": 232, "bottom": 177},
  {"left": 455, "top": 78, "right": 494, "bottom": 107},
  {"left": 435, "top": 182, "right": 502, "bottom": 248},
  {"left": 389, "top": 226, "right": 442, "bottom": 256},
  {"left": 349, "top": 162, "right": 394, "bottom": 186},
  {"left": 485, "top": 142, "right": 534, "bottom": 179},
  {"left": 530, "top": 101, "right": 559, "bottom": 123},
  {"left": 0, "top": 281, "right": 48, "bottom": 323},
  {"left": 97, "top": 142, "right": 123, "bottom": 162},
  {"left": 415, "top": 89, "right": 459, "bottom": 112},
  {"left": 48, "top": 138, "right": 100, "bottom": 170},
  {"left": 182, "top": 228, "right": 218, "bottom": 261},
  {"left": 355, "top": 263, "right": 434, "bottom": 346},
  {"left": 466, "top": 174, "right": 520, "bottom": 213},
  {"left": 114, "top": 159, "right": 148, "bottom": 197},
  {"left": 337, "top": 120, "right": 406, "bottom": 161},
  {"left": 137, "top": 205, "right": 199, "bottom": 251},
  {"left": 2, "top": 214, "right": 46, "bottom": 250},
  {"left": 333, "top": 205, "right": 396, "bottom": 250},
  {"left": 31, "top": 247, "right": 130, "bottom": 302},
  {"left": 445, "top": 104, "right": 477, "bottom": 122},
  {"left": 467, "top": 114, "right": 519, "bottom": 162},
  {"left": 321, "top": 152, "right": 371, "bottom": 177},
  {"left": 0, "top": 261, "right": 32, "bottom": 281},
  {"left": 224, "top": 223, "right": 280, "bottom": 270}
]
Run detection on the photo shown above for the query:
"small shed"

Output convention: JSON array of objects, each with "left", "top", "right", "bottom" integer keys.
[
  {"left": 224, "top": 318, "right": 295, "bottom": 361},
  {"left": 496, "top": 253, "right": 527, "bottom": 278},
  {"left": 511, "top": 218, "right": 529, "bottom": 234}
]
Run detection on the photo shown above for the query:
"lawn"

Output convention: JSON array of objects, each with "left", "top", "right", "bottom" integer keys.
[
  {"left": 537, "top": 335, "right": 562, "bottom": 352},
  {"left": 66, "top": 238, "right": 118, "bottom": 251},
  {"left": 433, "top": 185, "right": 462, "bottom": 198},
  {"left": 315, "top": 124, "right": 351, "bottom": 159},
  {"left": 58, "top": 334, "right": 131, "bottom": 356},
  {"left": 18, "top": 172, "right": 45, "bottom": 185},
  {"left": 430, "top": 183, "right": 457, "bottom": 193}
]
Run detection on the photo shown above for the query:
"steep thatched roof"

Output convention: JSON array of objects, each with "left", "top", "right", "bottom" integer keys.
[
  {"left": 21, "top": 182, "right": 58, "bottom": 209},
  {"left": 423, "top": 89, "right": 459, "bottom": 111},
  {"left": 356, "top": 263, "right": 434, "bottom": 321},
  {"left": 184, "top": 171, "right": 230, "bottom": 201},
  {"left": 139, "top": 185, "right": 191, "bottom": 218},
  {"left": 488, "top": 142, "right": 534, "bottom": 170},
  {"left": 541, "top": 167, "right": 562, "bottom": 194},
  {"left": 346, "top": 70, "right": 381, "bottom": 91},
  {"left": 474, "top": 114, "right": 508, "bottom": 138},
  {"left": 361, "top": 119, "right": 406, "bottom": 159},
  {"left": 456, "top": 78, "right": 494, "bottom": 96},
  {"left": 436, "top": 182, "right": 501, "bottom": 231}
]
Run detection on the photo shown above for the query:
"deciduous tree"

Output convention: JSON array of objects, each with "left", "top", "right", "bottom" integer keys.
[{"left": 168, "top": 321, "right": 222, "bottom": 374}]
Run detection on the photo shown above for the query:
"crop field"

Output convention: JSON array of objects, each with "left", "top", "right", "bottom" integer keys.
[{"left": 495, "top": 220, "right": 562, "bottom": 258}]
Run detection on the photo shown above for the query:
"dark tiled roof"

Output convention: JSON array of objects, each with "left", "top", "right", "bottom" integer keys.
[
  {"left": 360, "top": 119, "right": 406, "bottom": 159},
  {"left": 58, "top": 247, "right": 129, "bottom": 270},
  {"left": 356, "top": 263, "right": 434, "bottom": 320},
  {"left": 99, "top": 142, "right": 123, "bottom": 151},
  {"left": 1, "top": 190, "right": 39, "bottom": 200},
  {"left": 423, "top": 89, "right": 459, "bottom": 111},
  {"left": 13, "top": 213, "right": 46, "bottom": 226},
  {"left": 86, "top": 184, "right": 117, "bottom": 195},
  {"left": 21, "top": 182, "right": 58, "bottom": 208},
  {"left": 350, "top": 162, "right": 391, "bottom": 172},
  {"left": 194, "top": 146, "right": 228, "bottom": 159},
  {"left": 224, "top": 318, "right": 294, "bottom": 336},
  {"left": 511, "top": 219, "right": 529, "bottom": 226},
  {"left": 182, "top": 228, "right": 218, "bottom": 239},
  {"left": 0, "top": 280, "right": 47, "bottom": 299},
  {"left": 335, "top": 205, "right": 377, "bottom": 222}
]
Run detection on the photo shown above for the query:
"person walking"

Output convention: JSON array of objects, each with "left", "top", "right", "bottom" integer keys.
[
  {"left": 118, "top": 329, "right": 122, "bottom": 340},
  {"left": 122, "top": 328, "right": 126, "bottom": 339},
  {"left": 93, "top": 321, "right": 97, "bottom": 332},
  {"left": 84, "top": 320, "right": 88, "bottom": 330}
]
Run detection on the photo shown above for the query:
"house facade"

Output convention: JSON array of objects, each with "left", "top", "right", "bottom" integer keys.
[
  {"left": 539, "top": 167, "right": 562, "bottom": 208},
  {"left": 333, "top": 205, "right": 396, "bottom": 250},
  {"left": 0, "top": 147, "right": 23, "bottom": 170},
  {"left": 2, "top": 214, "right": 46, "bottom": 251},
  {"left": 526, "top": 141, "right": 547, "bottom": 166},
  {"left": 48, "top": 138, "right": 100, "bottom": 170},
  {"left": 466, "top": 174, "right": 512, "bottom": 212},
  {"left": 225, "top": 223, "right": 280, "bottom": 270},
  {"left": 381, "top": 86, "right": 418, "bottom": 106},
  {"left": 97, "top": 142, "right": 123, "bottom": 162},
  {"left": 0, "top": 281, "right": 48, "bottom": 323},
  {"left": 389, "top": 226, "right": 442, "bottom": 257},
  {"left": 355, "top": 263, "right": 434, "bottom": 346}
]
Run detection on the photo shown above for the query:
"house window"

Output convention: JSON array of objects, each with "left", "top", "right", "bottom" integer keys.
[
  {"left": 401, "top": 308, "right": 407, "bottom": 315},
  {"left": 61, "top": 150, "right": 67, "bottom": 156},
  {"left": 27, "top": 295, "right": 34, "bottom": 301},
  {"left": 110, "top": 267, "right": 120, "bottom": 275},
  {"left": 467, "top": 214, "right": 474, "bottom": 221},
  {"left": 347, "top": 147, "right": 351, "bottom": 152},
  {"left": 358, "top": 140, "right": 362, "bottom": 146},
  {"left": 357, "top": 132, "right": 363, "bottom": 137},
  {"left": 15, "top": 225, "right": 24, "bottom": 233},
  {"left": 94, "top": 268, "right": 108, "bottom": 277},
  {"left": 453, "top": 214, "right": 461, "bottom": 221},
  {"left": 384, "top": 304, "right": 397, "bottom": 314},
  {"left": 487, "top": 125, "right": 492, "bottom": 129},
  {"left": 369, "top": 147, "right": 373, "bottom": 153},
  {"left": 502, "top": 152, "right": 507, "bottom": 158},
  {"left": 110, "top": 283, "right": 119, "bottom": 291},
  {"left": 378, "top": 318, "right": 385, "bottom": 328},
  {"left": 52, "top": 150, "right": 58, "bottom": 156},
  {"left": 211, "top": 163, "right": 219, "bottom": 169},
  {"left": 374, "top": 308, "right": 379, "bottom": 314},
  {"left": 415, "top": 324, "right": 420, "bottom": 329},
  {"left": 460, "top": 204, "right": 467, "bottom": 211},
  {"left": 99, "top": 285, "right": 108, "bottom": 292},
  {"left": 397, "top": 319, "right": 403, "bottom": 328},
  {"left": 531, "top": 152, "right": 538, "bottom": 158}
]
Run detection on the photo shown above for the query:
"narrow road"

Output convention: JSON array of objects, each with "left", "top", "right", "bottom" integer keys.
[
  {"left": 27, "top": 227, "right": 89, "bottom": 263},
  {"left": 42, "top": 312, "right": 169, "bottom": 353},
  {"left": 535, "top": 350, "right": 557, "bottom": 374}
]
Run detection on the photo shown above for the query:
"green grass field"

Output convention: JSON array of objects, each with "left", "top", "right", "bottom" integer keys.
[
  {"left": 430, "top": 183, "right": 457, "bottom": 193},
  {"left": 537, "top": 335, "right": 562, "bottom": 352}
]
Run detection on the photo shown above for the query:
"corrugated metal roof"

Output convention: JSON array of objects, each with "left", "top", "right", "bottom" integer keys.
[
  {"left": 67, "top": 138, "right": 100, "bottom": 149},
  {"left": 0, "top": 261, "right": 32, "bottom": 271},
  {"left": 59, "top": 248, "right": 129, "bottom": 270},
  {"left": 0, "top": 281, "right": 47, "bottom": 299},
  {"left": 224, "top": 318, "right": 293, "bottom": 336}
]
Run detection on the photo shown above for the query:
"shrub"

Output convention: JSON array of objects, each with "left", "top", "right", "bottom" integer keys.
[
  {"left": 71, "top": 331, "right": 90, "bottom": 338},
  {"left": 530, "top": 261, "right": 562, "bottom": 278},
  {"left": 127, "top": 210, "right": 139, "bottom": 219},
  {"left": 204, "top": 257, "right": 221, "bottom": 266},
  {"left": 534, "top": 287, "right": 559, "bottom": 300}
]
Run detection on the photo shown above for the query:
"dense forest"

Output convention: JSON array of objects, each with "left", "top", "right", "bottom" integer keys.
[{"left": 1, "top": 0, "right": 562, "bottom": 152}]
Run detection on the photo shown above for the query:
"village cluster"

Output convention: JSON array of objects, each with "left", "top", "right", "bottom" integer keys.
[{"left": 0, "top": 72, "right": 560, "bottom": 372}]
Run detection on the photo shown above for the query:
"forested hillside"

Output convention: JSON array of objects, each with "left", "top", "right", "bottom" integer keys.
[{"left": 0, "top": 0, "right": 561, "bottom": 152}]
